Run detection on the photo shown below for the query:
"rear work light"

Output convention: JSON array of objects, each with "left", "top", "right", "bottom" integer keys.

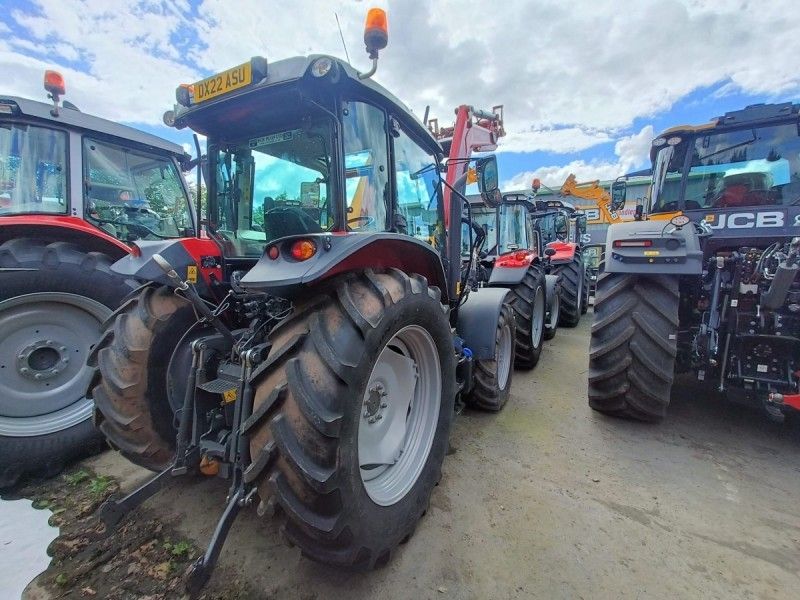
[
  {"left": 267, "top": 245, "right": 280, "bottom": 260},
  {"left": 613, "top": 240, "right": 653, "bottom": 248},
  {"left": 290, "top": 239, "right": 317, "bottom": 261}
]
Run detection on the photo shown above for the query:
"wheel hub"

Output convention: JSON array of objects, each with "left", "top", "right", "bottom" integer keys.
[
  {"left": 363, "top": 382, "right": 388, "bottom": 423},
  {"left": 16, "top": 340, "right": 70, "bottom": 381}
]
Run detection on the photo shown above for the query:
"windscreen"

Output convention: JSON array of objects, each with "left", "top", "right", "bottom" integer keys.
[
  {"left": 652, "top": 123, "right": 800, "bottom": 212},
  {"left": 83, "top": 138, "right": 193, "bottom": 242},
  {"left": 213, "top": 118, "right": 333, "bottom": 256},
  {"left": 0, "top": 123, "right": 67, "bottom": 215}
]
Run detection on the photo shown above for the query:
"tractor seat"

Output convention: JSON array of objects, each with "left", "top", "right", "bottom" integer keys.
[
  {"left": 714, "top": 172, "right": 771, "bottom": 208},
  {"left": 263, "top": 206, "right": 323, "bottom": 242}
]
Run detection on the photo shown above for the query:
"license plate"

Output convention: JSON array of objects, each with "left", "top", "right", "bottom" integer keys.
[{"left": 194, "top": 62, "right": 252, "bottom": 104}]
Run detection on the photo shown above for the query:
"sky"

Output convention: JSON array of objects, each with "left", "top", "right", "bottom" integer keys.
[{"left": 2, "top": 0, "right": 800, "bottom": 191}]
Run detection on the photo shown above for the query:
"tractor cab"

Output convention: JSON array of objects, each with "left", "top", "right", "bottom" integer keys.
[
  {"left": 0, "top": 71, "right": 194, "bottom": 250},
  {"left": 643, "top": 102, "right": 800, "bottom": 235}
]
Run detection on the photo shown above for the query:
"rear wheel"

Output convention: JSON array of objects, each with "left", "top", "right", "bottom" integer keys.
[
  {"left": 588, "top": 273, "right": 679, "bottom": 422},
  {"left": 508, "top": 266, "right": 546, "bottom": 370},
  {"left": 466, "top": 302, "right": 515, "bottom": 411},
  {"left": 554, "top": 253, "right": 584, "bottom": 327},
  {"left": 245, "top": 269, "right": 455, "bottom": 569},
  {"left": 0, "top": 238, "right": 135, "bottom": 488},
  {"left": 89, "top": 285, "right": 196, "bottom": 471}
]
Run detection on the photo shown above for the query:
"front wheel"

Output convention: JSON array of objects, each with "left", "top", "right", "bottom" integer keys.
[
  {"left": 543, "top": 288, "right": 560, "bottom": 341},
  {"left": 554, "top": 253, "right": 585, "bottom": 327},
  {"left": 508, "top": 266, "right": 546, "bottom": 370},
  {"left": 246, "top": 269, "right": 455, "bottom": 569},
  {"left": 588, "top": 273, "right": 679, "bottom": 421},
  {"left": 466, "top": 301, "right": 515, "bottom": 411}
]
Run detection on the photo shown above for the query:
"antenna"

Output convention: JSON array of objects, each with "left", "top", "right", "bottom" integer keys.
[{"left": 335, "top": 12, "right": 351, "bottom": 64}]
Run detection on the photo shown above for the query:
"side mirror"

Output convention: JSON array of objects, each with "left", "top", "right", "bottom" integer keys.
[
  {"left": 575, "top": 214, "right": 588, "bottom": 234},
  {"left": 476, "top": 155, "right": 499, "bottom": 193},
  {"left": 544, "top": 247, "right": 556, "bottom": 257},
  {"left": 300, "top": 181, "right": 321, "bottom": 206},
  {"left": 611, "top": 177, "right": 627, "bottom": 212}
]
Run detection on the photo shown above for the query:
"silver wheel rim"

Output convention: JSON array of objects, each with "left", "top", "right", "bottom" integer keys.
[
  {"left": 531, "top": 286, "right": 545, "bottom": 348},
  {"left": 547, "top": 293, "right": 560, "bottom": 330},
  {"left": 0, "top": 292, "right": 110, "bottom": 437},
  {"left": 496, "top": 319, "right": 513, "bottom": 391},
  {"left": 358, "top": 325, "right": 441, "bottom": 506}
]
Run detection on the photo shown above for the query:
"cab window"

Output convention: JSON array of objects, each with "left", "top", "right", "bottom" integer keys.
[
  {"left": 83, "top": 138, "right": 193, "bottom": 242},
  {"left": 0, "top": 124, "right": 67, "bottom": 215},
  {"left": 342, "top": 101, "right": 390, "bottom": 231},
  {"left": 393, "top": 127, "right": 443, "bottom": 248}
]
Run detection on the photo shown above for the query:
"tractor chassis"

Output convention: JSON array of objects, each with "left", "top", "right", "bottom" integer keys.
[{"left": 97, "top": 331, "right": 269, "bottom": 594}]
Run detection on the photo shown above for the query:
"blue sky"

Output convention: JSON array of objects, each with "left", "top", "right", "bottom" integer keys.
[{"left": 2, "top": 0, "right": 799, "bottom": 191}]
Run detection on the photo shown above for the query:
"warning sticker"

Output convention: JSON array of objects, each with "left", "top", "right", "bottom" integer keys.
[{"left": 222, "top": 388, "right": 238, "bottom": 403}]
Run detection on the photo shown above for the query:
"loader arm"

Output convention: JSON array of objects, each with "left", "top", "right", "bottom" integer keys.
[{"left": 559, "top": 173, "right": 620, "bottom": 224}]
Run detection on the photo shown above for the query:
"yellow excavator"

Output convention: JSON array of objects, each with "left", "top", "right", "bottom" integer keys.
[{"left": 558, "top": 173, "right": 627, "bottom": 224}]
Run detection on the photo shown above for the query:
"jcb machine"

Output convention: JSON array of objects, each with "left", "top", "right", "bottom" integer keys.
[
  {"left": 90, "top": 9, "right": 516, "bottom": 590},
  {"left": 590, "top": 102, "right": 800, "bottom": 422},
  {"left": 0, "top": 72, "right": 195, "bottom": 487}
]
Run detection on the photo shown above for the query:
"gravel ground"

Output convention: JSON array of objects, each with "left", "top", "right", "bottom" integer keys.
[{"left": 24, "top": 312, "right": 800, "bottom": 599}]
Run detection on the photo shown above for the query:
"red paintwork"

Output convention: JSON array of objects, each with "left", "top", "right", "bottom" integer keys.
[
  {"left": 771, "top": 393, "right": 800, "bottom": 411},
  {"left": 442, "top": 105, "right": 503, "bottom": 227},
  {"left": 495, "top": 249, "right": 537, "bottom": 269},
  {"left": 0, "top": 214, "right": 131, "bottom": 254},
  {"left": 546, "top": 240, "right": 578, "bottom": 264},
  {"left": 178, "top": 237, "right": 222, "bottom": 285}
]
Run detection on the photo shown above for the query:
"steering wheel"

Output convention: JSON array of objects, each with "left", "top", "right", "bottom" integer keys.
[{"left": 347, "top": 215, "right": 376, "bottom": 229}]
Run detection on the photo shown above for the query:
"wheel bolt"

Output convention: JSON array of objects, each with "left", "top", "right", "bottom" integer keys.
[
  {"left": 363, "top": 411, "right": 370, "bottom": 418},
  {"left": 34, "top": 373, "right": 43, "bottom": 380},
  {"left": 380, "top": 402, "right": 388, "bottom": 409},
  {"left": 375, "top": 414, "right": 382, "bottom": 421},
  {"left": 368, "top": 417, "right": 375, "bottom": 424},
  {"left": 60, "top": 346, "right": 67, "bottom": 352}
]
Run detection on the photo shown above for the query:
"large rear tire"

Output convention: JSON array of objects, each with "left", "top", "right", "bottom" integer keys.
[
  {"left": 245, "top": 269, "right": 455, "bottom": 569},
  {"left": 88, "top": 285, "right": 196, "bottom": 471},
  {"left": 465, "top": 302, "right": 515, "bottom": 411},
  {"left": 508, "top": 266, "right": 546, "bottom": 370},
  {"left": 588, "top": 273, "right": 679, "bottom": 422},
  {"left": 0, "top": 238, "right": 135, "bottom": 488},
  {"left": 553, "top": 253, "right": 585, "bottom": 327}
]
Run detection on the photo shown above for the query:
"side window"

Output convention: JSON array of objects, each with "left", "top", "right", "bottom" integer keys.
[
  {"left": 83, "top": 139, "right": 193, "bottom": 242},
  {"left": 342, "top": 101, "right": 389, "bottom": 231},
  {"left": 393, "top": 127, "right": 443, "bottom": 248},
  {"left": 0, "top": 124, "right": 67, "bottom": 215}
]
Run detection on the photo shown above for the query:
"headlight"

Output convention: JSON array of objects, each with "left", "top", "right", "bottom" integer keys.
[{"left": 310, "top": 57, "right": 334, "bottom": 78}]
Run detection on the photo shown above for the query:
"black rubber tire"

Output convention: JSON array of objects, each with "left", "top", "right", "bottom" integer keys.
[
  {"left": 580, "top": 264, "right": 590, "bottom": 315},
  {"left": 543, "top": 283, "right": 560, "bottom": 341},
  {"left": 553, "top": 253, "right": 585, "bottom": 327},
  {"left": 465, "top": 302, "right": 515, "bottom": 411},
  {"left": 0, "top": 238, "right": 135, "bottom": 488},
  {"left": 88, "top": 285, "right": 196, "bottom": 471},
  {"left": 588, "top": 273, "right": 679, "bottom": 422},
  {"left": 245, "top": 269, "right": 455, "bottom": 569},
  {"left": 508, "top": 266, "right": 546, "bottom": 370}
]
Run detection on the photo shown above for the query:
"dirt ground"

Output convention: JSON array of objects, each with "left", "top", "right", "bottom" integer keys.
[{"left": 18, "top": 312, "right": 800, "bottom": 599}]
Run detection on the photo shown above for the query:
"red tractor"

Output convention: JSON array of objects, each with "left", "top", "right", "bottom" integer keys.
[
  {"left": 0, "top": 72, "right": 195, "bottom": 487},
  {"left": 90, "top": 9, "right": 517, "bottom": 591}
]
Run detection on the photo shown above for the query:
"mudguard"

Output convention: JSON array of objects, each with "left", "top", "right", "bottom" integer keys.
[
  {"left": 488, "top": 264, "right": 528, "bottom": 286},
  {"left": 110, "top": 238, "right": 221, "bottom": 295},
  {"left": 487, "top": 250, "right": 539, "bottom": 286},
  {"left": 546, "top": 240, "right": 578, "bottom": 265},
  {"left": 239, "top": 232, "right": 448, "bottom": 301},
  {"left": 604, "top": 221, "right": 703, "bottom": 275},
  {"left": 455, "top": 287, "right": 511, "bottom": 360}
]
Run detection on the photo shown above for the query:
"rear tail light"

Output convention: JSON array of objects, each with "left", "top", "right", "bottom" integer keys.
[
  {"left": 267, "top": 245, "right": 279, "bottom": 260},
  {"left": 613, "top": 240, "right": 653, "bottom": 248},
  {"left": 290, "top": 239, "right": 317, "bottom": 261}
]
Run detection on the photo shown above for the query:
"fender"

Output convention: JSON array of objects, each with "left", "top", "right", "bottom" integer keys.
[
  {"left": 455, "top": 286, "right": 511, "bottom": 360},
  {"left": 604, "top": 220, "right": 703, "bottom": 275},
  {"left": 0, "top": 215, "right": 130, "bottom": 257},
  {"left": 110, "top": 238, "right": 221, "bottom": 294},
  {"left": 240, "top": 232, "right": 448, "bottom": 301},
  {"left": 487, "top": 250, "right": 539, "bottom": 286},
  {"left": 546, "top": 240, "right": 578, "bottom": 265}
]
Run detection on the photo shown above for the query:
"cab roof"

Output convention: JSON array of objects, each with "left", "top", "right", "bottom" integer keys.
[
  {"left": 171, "top": 54, "right": 441, "bottom": 155},
  {"left": 0, "top": 94, "right": 187, "bottom": 157},
  {"left": 655, "top": 102, "right": 800, "bottom": 139}
]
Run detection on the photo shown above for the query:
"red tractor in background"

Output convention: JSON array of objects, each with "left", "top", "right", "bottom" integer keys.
[
  {"left": 89, "top": 9, "right": 519, "bottom": 591},
  {"left": 0, "top": 72, "right": 195, "bottom": 487}
]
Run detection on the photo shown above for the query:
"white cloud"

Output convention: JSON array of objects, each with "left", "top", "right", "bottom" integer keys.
[
  {"left": 0, "top": 0, "right": 798, "bottom": 162},
  {"left": 502, "top": 125, "right": 654, "bottom": 189}
]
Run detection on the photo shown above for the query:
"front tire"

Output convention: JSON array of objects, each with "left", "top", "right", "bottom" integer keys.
[
  {"left": 466, "top": 302, "right": 515, "bottom": 411},
  {"left": 89, "top": 286, "right": 196, "bottom": 471},
  {"left": 508, "top": 266, "right": 546, "bottom": 370},
  {"left": 0, "top": 238, "right": 135, "bottom": 487},
  {"left": 543, "top": 286, "right": 560, "bottom": 341},
  {"left": 245, "top": 269, "right": 455, "bottom": 569},
  {"left": 588, "top": 273, "right": 679, "bottom": 422}
]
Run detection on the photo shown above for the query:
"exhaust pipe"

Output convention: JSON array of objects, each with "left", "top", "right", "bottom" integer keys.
[{"left": 761, "top": 240, "right": 800, "bottom": 310}]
